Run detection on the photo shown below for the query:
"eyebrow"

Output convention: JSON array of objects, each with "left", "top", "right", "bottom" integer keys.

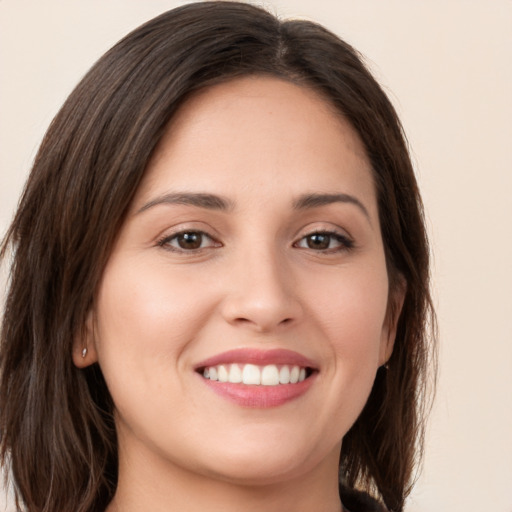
[
  {"left": 136, "top": 191, "right": 371, "bottom": 223},
  {"left": 136, "top": 192, "right": 233, "bottom": 214},
  {"left": 293, "top": 193, "right": 371, "bottom": 220}
]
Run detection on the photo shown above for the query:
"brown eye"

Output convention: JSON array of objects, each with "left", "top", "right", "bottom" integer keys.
[
  {"left": 306, "top": 233, "right": 330, "bottom": 250},
  {"left": 176, "top": 232, "right": 203, "bottom": 250},
  {"left": 159, "top": 231, "right": 219, "bottom": 252},
  {"left": 295, "top": 231, "right": 354, "bottom": 252}
]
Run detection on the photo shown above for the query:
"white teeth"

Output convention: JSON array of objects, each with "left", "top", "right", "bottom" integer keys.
[
  {"left": 289, "top": 366, "right": 300, "bottom": 384},
  {"left": 203, "top": 363, "right": 310, "bottom": 386},
  {"left": 228, "top": 364, "right": 242, "bottom": 383},
  {"left": 242, "top": 364, "right": 261, "bottom": 385},
  {"left": 279, "top": 365, "right": 290, "bottom": 384},
  {"left": 261, "top": 365, "right": 279, "bottom": 386},
  {"left": 218, "top": 365, "right": 228, "bottom": 382}
]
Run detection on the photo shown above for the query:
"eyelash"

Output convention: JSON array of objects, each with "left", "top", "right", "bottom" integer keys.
[
  {"left": 293, "top": 230, "right": 354, "bottom": 253},
  {"left": 156, "top": 229, "right": 354, "bottom": 254},
  {"left": 157, "top": 230, "right": 219, "bottom": 252}
]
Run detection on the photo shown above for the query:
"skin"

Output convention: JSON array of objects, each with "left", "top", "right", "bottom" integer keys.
[{"left": 74, "top": 76, "right": 401, "bottom": 512}]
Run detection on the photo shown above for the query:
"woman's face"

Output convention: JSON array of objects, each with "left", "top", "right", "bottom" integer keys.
[{"left": 77, "top": 76, "right": 398, "bottom": 486}]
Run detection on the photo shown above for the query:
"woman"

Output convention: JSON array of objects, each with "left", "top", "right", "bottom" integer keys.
[{"left": 0, "top": 2, "right": 435, "bottom": 511}]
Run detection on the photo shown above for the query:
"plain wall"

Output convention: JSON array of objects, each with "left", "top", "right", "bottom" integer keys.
[{"left": 1, "top": 1, "right": 511, "bottom": 511}]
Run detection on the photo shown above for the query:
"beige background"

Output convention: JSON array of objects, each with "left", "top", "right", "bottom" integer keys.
[{"left": 1, "top": 1, "right": 511, "bottom": 511}]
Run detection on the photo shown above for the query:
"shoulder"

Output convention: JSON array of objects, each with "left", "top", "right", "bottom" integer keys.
[{"left": 340, "top": 485, "right": 388, "bottom": 512}]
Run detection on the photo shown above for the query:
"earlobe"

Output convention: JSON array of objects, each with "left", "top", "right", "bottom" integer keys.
[
  {"left": 72, "top": 310, "right": 99, "bottom": 368},
  {"left": 379, "top": 277, "right": 406, "bottom": 366}
]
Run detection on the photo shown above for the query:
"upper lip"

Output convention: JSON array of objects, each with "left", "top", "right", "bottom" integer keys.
[{"left": 194, "top": 348, "right": 318, "bottom": 370}]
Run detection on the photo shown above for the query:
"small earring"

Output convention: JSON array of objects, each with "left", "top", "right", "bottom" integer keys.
[{"left": 81, "top": 347, "right": 88, "bottom": 358}]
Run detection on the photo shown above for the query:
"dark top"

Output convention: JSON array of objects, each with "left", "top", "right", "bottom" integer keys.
[{"left": 340, "top": 486, "right": 387, "bottom": 512}]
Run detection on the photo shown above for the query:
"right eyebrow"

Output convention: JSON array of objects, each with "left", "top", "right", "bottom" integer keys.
[
  {"left": 293, "top": 192, "right": 371, "bottom": 222},
  {"left": 135, "top": 192, "right": 234, "bottom": 214}
]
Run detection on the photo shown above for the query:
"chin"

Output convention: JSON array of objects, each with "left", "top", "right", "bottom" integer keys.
[
  {"left": 193, "top": 432, "right": 338, "bottom": 487},
  {"left": 204, "top": 455, "right": 316, "bottom": 487}
]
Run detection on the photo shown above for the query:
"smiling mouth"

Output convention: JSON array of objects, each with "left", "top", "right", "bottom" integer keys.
[
  {"left": 195, "top": 349, "right": 318, "bottom": 407},
  {"left": 198, "top": 363, "right": 315, "bottom": 386}
]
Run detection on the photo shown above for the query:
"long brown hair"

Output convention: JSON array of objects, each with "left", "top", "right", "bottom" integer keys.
[{"left": 0, "top": 2, "right": 436, "bottom": 511}]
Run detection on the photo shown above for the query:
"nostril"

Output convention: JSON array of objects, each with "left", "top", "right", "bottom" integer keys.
[
  {"left": 234, "top": 316, "right": 294, "bottom": 330},
  {"left": 234, "top": 317, "right": 251, "bottom": 324}
]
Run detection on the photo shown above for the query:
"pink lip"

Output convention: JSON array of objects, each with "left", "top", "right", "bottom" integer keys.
[
  {"left": 194, "top": 348, "right": 317, "bottom": 370},
  {"left": 194, "top": 348, "right": 318, "bottom": 408},
  {"left": 201, "top": 376, "right": 316, "bottom": 408}
]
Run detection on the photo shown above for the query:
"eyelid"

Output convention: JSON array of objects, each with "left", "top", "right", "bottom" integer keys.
[{"left": 294, "top": 221, "right": 351, "bottom": 239}]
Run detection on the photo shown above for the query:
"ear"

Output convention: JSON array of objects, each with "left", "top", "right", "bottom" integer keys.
[
  {"left": 72, "top": 310, "right": 99, "bottom": 368},
  {"left": 379, "top": 276, "right": 406, "bottom": 366}
]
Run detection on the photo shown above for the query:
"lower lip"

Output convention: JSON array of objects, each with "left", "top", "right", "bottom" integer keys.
[{"left": 200, "top": 374, "right": 316, "bottom": 408}]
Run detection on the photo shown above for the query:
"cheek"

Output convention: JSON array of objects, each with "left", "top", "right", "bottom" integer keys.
[
  {"left": 306, "top": 262, "right": 389, "bottom": 396},
  {"left": 96, "top": 257, "right": 205, "bottom": 342},
  {"left": 308, "top": 264, "right": 389, "bottom": 353},
  {"left": 291, "top": 262, "right": 390, "bottom": 447},
  {"left": 92, "top": 257, "right": 213, "bottom": 391}
]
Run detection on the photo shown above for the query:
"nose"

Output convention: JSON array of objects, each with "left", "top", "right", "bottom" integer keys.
[{"left": 220, "top": 246, "right": 303, "bottom": 333}]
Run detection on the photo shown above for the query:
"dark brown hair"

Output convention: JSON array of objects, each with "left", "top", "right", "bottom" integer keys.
[{"left": 0, "top": 2, "right": 436, "bottom": 511}]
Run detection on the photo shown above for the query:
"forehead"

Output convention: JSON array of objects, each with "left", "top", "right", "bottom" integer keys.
[{"left": 136, "top": 75, "right": 376, "bottom": 215}]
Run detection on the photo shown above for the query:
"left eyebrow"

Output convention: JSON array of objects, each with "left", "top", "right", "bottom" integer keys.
[
  {"left": 293, "top": 193, "right": 371, "bottom": 222},
  {"left": 136, "top": 192, "right": 234, "bottom": 214}
]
